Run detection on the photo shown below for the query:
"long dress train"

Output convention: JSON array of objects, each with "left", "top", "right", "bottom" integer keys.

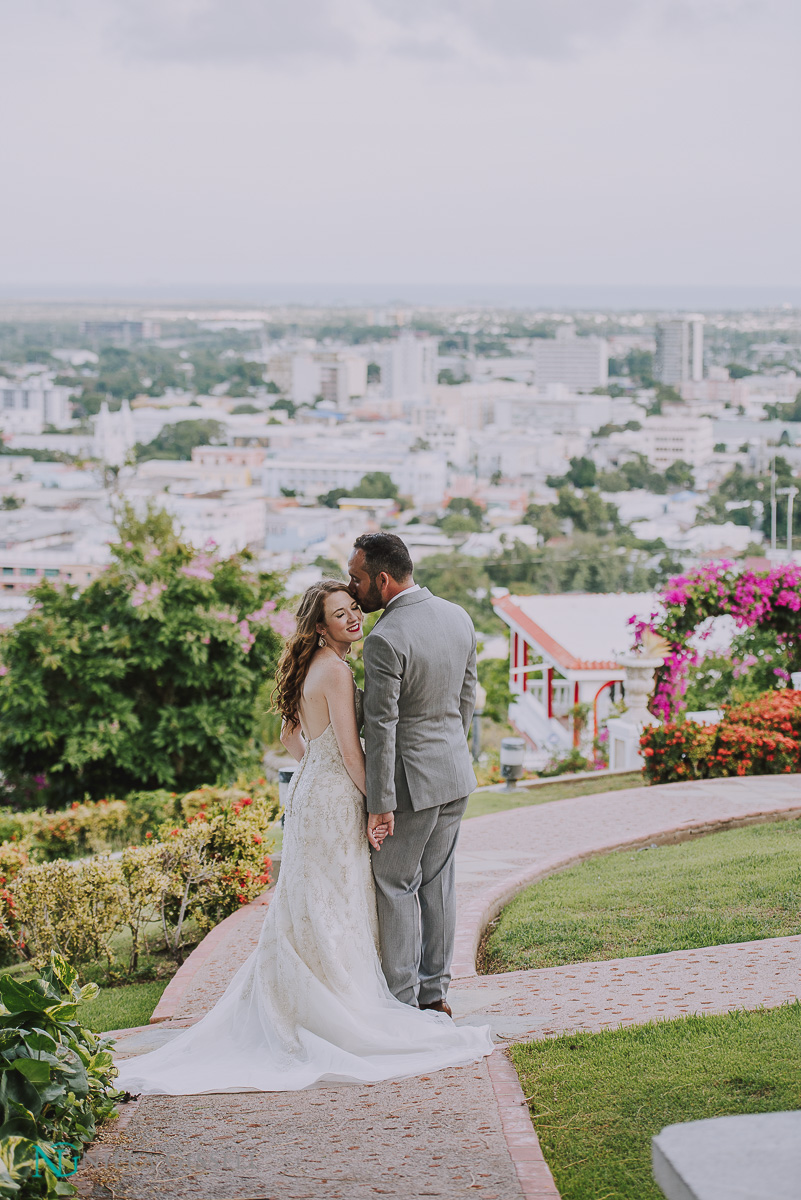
[{"left": 115, "top": 694, "right": 493, "bottom": 1094}]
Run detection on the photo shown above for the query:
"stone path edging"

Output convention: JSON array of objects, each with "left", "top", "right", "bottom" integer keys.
[{"left": 487, "top": 1051, "right": 560, "bottom": 1200}]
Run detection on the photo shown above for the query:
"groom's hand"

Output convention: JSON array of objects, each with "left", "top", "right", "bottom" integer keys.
[{"left": 367, "top": 811, "right": 395, "bottom": 850}]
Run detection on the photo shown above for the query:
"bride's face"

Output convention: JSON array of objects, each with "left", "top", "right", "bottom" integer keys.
[{"left": 319, "top": 591, "right": 363, "bottom": 646}]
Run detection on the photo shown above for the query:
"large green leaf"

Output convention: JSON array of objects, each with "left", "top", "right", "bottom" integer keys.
[
  {"left": 0, "top": 977, "right": 57, "bottom": 1015},
  {"left": 41, "top": 955, "right": 78, "bottom": 994},
  {"left": 12, "top": 1058, "right": 50, "bottom": 1084},
  {"left": 22, "top": 1031, "right": 58, "bottom": 1055}
]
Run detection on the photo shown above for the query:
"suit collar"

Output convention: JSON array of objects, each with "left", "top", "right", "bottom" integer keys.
[{"left": 375, "top": 586, "right": 432, "bottom": 621}]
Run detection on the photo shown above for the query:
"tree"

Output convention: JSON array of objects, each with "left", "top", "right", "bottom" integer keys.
[
  {"left": 0, "top": 506, "right": 285, "bottom": 806},
  {"left": 271, "top": 398, "right": 296, "bottom": 418},
  {"left": 230, "top": 403, "right": 261, "bottom": 414},
  {"left": 136, "top": 420, "right": 224, "bottom": 462},
  {"left": 727, "top": 363, "right": 756, "bottom": 379},
  {"left": 477, "top": 657, "right": 513, "bottom": 723},
  {"left": 318, "top": 488, "right": 349, "bottom": 509},
  {"left": 664, "top": 460, "right": 695, "bottom": 491},
  {"left": 765, "top": 391, "right": 801, "bottom": 422},
  {"left": 352, "top": 472, "right": 399, "bottom": 500},
  {"left": 625, "top": 349, "right": 654, "bottom": 386},
  {"left": 367, "top": 362, "right": 381, "bottom": 383},
  {"left": 522, "top": 503, "right": 562, "bottom": 543},
  {"left": 414, "top": 554, "right": 495, "bottom": 628},
  {"left": 553, "top": 487, "right": 620, "bottom": 535},
  {"left": 437, "top": 368, "right": 461, "bottom": 386},
  {"left": 443, "top": 497, "right": 483, "bottom": 526}
]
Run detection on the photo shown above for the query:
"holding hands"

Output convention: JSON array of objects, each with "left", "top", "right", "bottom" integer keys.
[{"left": 367, "top": 811, "right": 394, "bottom": 851}]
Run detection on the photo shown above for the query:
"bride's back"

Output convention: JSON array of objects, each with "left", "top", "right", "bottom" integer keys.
[{"left": 298, "top": 652, "right": 348, "bottom": 740}]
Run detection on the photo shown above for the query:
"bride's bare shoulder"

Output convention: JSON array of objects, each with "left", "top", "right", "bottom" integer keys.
[{"left": 306, "top": 654, "right": 353, "bottom": 688}]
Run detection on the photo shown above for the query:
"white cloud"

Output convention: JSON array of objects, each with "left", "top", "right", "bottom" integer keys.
[{"left": 6, "top": 0, "right": 787, "bottom": 66}]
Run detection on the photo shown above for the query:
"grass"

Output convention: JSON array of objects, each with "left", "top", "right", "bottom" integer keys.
[
  {"left": 511, "top": 1003, "right": 801, "bottom": 1200},
  {"left": 464, "top": 771, "right": 642, "bottom": 820},
  {"left": 78, "top": 978, "right": 170, "bottom": 1032},
  {"left": 483, "top": 817, "right": 801, "bottom": 972}
]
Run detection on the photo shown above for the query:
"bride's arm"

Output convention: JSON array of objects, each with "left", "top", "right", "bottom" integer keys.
[
  {"left": 326, "top": 663, "right": 367, "bottom": 796},
  {"left": 280, "top": 720, "right": 306, "bottom": 763}
]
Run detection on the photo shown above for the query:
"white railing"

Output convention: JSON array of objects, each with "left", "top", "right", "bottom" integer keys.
[{"left": 525, "top": 678, "right": 573, "bottom": 716}]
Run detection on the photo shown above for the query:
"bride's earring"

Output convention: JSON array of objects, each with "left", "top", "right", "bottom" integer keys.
[{"left": 318, "top": 635, "right": 326, "bottom": 648}]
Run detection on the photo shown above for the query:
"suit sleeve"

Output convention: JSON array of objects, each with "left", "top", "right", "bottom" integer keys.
[
  {"left": 363, "top": 632, "right": 403, "bottom": 814},
  {"left": 460, "top": 626, "right": 478, "bottom": 737}
]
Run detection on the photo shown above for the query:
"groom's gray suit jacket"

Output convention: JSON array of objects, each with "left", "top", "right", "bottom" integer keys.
[{"left": 363, "top": 587, "right": 478, "bottom": 814}]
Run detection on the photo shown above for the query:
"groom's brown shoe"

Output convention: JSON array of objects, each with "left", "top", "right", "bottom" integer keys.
[{"left": 419, "top": 999, "right": 452, "bottom": 1018}]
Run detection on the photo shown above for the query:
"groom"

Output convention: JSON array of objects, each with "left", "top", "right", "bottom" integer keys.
[{"left": 348, "top": 532, "right": 477, "bottom": 1015}]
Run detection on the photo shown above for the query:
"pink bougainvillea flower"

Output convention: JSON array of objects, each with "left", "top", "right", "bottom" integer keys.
[{"left": 268, "top": 610, "right": 297, "bottom": 638}]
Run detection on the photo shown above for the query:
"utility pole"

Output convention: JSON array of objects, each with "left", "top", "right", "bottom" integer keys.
[
  {"left": 777, "top": 485, "right": 798, "bottom": 556},
  {"left": 770, "top": 454, "right": 777, "bottom": 553}
]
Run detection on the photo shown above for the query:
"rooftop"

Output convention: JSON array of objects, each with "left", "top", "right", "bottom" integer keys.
[{"left": 493, "top": 591, "right": 658, "bottom": 672}]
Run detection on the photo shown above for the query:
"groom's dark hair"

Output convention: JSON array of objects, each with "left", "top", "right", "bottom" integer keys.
[{"left": 353, "top": 532, "right": 413, "bottom": 583}]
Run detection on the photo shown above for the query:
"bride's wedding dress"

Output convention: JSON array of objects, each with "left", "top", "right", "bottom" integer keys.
[{"left": 116, "top": 690, "right": 493, "bottom": 1094}]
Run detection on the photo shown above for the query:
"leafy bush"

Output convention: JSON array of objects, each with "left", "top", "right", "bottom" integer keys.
[
  {"left": 0, "top": 952, "right": 120, "bottom": 1198},
  {"left": 0, "top": 510, "right": 286, "bottom": 806},
  {"left": 640, "top": 694, "right": 801, "bottom": 784},
  {"left": 0, "top": 781, "right": 280, "bottom": 972}
]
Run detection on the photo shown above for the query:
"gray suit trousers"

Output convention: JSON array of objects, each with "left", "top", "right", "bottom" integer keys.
[{"left": 370, "top": 795, "right": 468, "bottom": 1007}]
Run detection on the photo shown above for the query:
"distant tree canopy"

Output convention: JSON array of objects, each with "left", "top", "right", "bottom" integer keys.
[
  {"left": 727, "top": 363, "right": 756, "bottom": 379},
  {"left": 271, "top": 398, "right": 297, "bottom": 418},
  {"left": 135, "top": 419, "right": 224, "bottom": 461},
  {"left": 415, "top": 554, "right": 494, "bottom": 628},
  {"left": 547, "top": 456, "right": 597, "bottom": 490},
  {"left": 609, "top": 348, "right": 654, "bottom": 386},
  {"left": 318, "top": 471, "right": 399, "bottom": 508},
  {"left": 438, "top": 499, "right": 482, "bottom": 532},
  {"left": 765, "top": 391, "right": 801, "bottom": 422}
]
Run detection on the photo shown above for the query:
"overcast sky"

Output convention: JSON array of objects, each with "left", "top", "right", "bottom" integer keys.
[{"left": 1, "top": 0, "right": 799, "bottom": 291}]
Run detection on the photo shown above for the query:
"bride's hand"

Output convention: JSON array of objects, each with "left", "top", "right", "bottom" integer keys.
[{"left": 367, "top": 812, "right": 394, "bottom": 850}]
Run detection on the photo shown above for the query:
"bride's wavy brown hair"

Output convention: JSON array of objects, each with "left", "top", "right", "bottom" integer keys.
[{"left": 272, "top": 580, "right": 355, "bottom": 730}]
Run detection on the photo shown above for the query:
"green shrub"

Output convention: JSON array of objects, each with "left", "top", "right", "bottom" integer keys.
[
  {"left": 640, "top": 693, "right": 801, "bottom": 784},
  {"left": 0, "top": 952, "right": 121, "bottom": 1198},
  {"left": 0, "top": 782, "right": 281, "bottom": 973}
]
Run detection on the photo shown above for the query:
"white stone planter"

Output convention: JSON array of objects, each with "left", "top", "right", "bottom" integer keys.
[{"left": 607, "top": 654, "right": 664, "bottom": 770}]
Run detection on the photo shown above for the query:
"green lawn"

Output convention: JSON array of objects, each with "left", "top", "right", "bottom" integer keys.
[
  {"left": 464, "top": 771, "right": 642, "bottom": 820},
  {"left": 512, "top": 1004, "right": 801, "bottom": 1200},
  {"left": 483, "top": 817, "right": 801, "bottom": 972},
  {"left": 78, "top": 978, "right": 170, "bottom": 1032}
]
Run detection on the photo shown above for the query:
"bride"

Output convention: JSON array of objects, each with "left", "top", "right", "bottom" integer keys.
[{"left": 116, "top": 580, "right": 493, "bottom": 1094}]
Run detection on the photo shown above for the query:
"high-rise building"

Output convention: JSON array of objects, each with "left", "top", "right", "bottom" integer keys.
[
  {"left": 381, "top": 332, "right": 438, "bottom": 399},
  {"left": 654, "top": 317, "right": 704, "bottom": 385},
  {"left": 533, "top": 326, "right": 608, "bottom": 391}
]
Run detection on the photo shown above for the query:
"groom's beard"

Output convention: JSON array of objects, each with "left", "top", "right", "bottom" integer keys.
[{"left": 358, "top": 578, "right": 385, "bottom": 613}]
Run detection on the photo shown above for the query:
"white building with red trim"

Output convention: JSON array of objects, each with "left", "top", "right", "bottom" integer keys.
[{"left": 492, "top": 591, "right": 658, "bottom": 753}]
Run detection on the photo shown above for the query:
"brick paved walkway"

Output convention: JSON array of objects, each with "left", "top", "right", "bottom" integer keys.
[{"left": 79, "top": 775, "right": 801, "bottom": 1200}]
